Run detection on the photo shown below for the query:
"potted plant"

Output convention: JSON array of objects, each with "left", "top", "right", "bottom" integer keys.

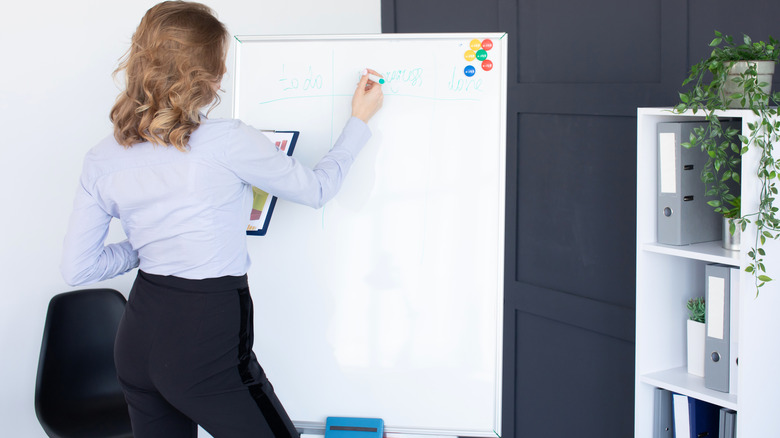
[
  {"left": 686, "top": 297, "right": 706, "bottom": 377},
  {"left": 674, "top": 31, "right": 780, "bottom": 294}
]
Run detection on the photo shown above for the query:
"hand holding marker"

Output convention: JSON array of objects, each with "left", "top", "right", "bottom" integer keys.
[
  {"left": 362, "top": 68, "right": 386, "bottom": 85},
  {"left": 352, "top": 68, "right": 384, "bottom": 123}
]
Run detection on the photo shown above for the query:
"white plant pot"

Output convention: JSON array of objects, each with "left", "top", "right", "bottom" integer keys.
[
  {"left": 687, "top": 319, "right": 706, "bottom": 377},
  {"left": 721, "top": 60, "right": 775, "bottom": 108}
]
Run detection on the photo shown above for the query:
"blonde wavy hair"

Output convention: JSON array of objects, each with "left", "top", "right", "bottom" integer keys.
[{"left": 111, "top": 1, "right": 229, "bottom": 151}]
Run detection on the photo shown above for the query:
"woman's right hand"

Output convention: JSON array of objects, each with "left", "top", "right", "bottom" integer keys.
[{"left": 351, "top": 68, "right": 384, "bottom": 123}]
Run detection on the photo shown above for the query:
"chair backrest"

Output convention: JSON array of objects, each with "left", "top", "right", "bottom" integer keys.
[{"left": 35, "top": 288, "right": 129, "bottom": 437}]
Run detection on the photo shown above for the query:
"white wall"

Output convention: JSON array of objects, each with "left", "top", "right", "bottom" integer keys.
[{"left": 0, "top": 1, "right": 380, "bottom": 435}]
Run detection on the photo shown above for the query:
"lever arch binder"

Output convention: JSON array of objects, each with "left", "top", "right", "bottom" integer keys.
[
  {"left": 656, "top": 121, "right": 740, "bottom": 245},
  {"left": 729, "top": 265, "right": 739, "bottom": 395},
  {"left": 653, "top": 388, "right": 673, "bottom": 438},
  {"left": 719, "top": 408, "right": 737, "bottom": 438},
  {"left": 705, "top": 263, "right": 734, "bottom": 392}
]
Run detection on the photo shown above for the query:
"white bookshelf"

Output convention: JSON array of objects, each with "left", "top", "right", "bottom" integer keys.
[{"left": 635, "top": 108, "right": 780, "bottom": 437}]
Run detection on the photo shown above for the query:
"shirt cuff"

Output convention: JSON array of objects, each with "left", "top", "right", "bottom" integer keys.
[{"left": 116, "top": 239, "right": 140, "bottom": 271}]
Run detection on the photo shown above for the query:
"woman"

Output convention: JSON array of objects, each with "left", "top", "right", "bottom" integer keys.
[{"left": 59, "top": 1, "right": 383, "bottom": 437}]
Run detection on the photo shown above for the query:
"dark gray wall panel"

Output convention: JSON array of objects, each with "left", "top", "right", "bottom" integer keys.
[
  {"left": 517, "top": 0, "right": 662, "bottom": 84},
  {"left": 386, "top": 0, "right": 501, "bottom": 33},
  {"left": 516, "top": 113, "right": 636, "bottom": 307},
  {"left": 513, "top": 309, "right": 634, "bottom": 437}
]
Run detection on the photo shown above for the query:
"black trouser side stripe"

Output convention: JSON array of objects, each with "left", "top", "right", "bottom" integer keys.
[{"left": 237, "top": 287, "right": 295, "bottom": 438}]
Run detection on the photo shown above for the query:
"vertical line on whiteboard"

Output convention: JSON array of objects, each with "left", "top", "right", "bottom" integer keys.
[
  {"left": 330, "top": 48, "right": 335, "bottom": 143},
  {"left": 323, "top": 49, "right": 337, "bottom": 230},
  {"left": 420, "top": 50, "right": 437, "bottom": 266}
]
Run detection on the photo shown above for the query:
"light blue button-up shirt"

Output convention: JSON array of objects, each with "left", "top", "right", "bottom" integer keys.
[{"left": 61, "top": 116, "right": 370, "bottom": 285}]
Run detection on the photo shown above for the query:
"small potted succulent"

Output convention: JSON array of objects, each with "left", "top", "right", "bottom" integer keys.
[{"left": 686, "top": 297, "right": 706, "bottom": 377}]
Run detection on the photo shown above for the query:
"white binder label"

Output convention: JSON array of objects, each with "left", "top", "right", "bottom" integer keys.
[
  {"left": 659, "top": 132, "right": 677, "bottom": 194},
  {"left": 707, "top": 276, "right": 725, "bottom": 339}
]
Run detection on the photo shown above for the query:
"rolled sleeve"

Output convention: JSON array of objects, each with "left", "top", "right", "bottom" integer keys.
[{"left": 60, "top": 181, "right": 139, "bottom": 286}]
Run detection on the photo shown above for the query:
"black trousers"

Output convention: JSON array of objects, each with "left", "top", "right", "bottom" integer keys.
[{"left": 114, "top": 271, "right": 299, "bottom": 438}]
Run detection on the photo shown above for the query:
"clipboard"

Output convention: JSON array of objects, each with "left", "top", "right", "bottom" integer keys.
[{"left": 246, "top": 130, "right": 299, "bottom": 236}]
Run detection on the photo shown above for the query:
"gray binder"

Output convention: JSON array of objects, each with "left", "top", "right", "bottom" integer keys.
[
  {"left": 653, "top": 388, "right": 673, "bottom": 438},
  {"left": 729, "top": 265, "right": 739, "bottom": 395},
  {"left": 719, "top": 408, "right": 737, "bottom": 438},
  {"left": 656, "top": 121, "right": 739, "bottom": 245},
  {"left": 705, "top": 264, "right": 733, "bottom": 392}
]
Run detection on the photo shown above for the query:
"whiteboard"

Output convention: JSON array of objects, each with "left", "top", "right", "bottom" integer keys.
[{"left": 233, "top": 34, "right": 506, "bottom": 437}]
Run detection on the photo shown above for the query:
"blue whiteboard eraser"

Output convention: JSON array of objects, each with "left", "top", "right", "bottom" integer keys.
[{"left": 325, "top": 417, "right": 383, "bottom": 438}]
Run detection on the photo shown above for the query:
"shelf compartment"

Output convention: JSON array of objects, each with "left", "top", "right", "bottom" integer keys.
[
  {"left": 641, "top": 241, "right": 739, "bottom": 266},
  {"left": 640, "top": 367, "right": 738, "bottom": 411}
]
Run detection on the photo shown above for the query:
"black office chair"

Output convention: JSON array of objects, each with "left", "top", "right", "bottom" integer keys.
[{"left": 35, "top": 289, "right": 133, "bottom": 438}]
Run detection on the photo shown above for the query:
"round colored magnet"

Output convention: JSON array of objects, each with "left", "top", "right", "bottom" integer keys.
[{"left": 464, "top": 65, "right": 476, "bottom": 77}]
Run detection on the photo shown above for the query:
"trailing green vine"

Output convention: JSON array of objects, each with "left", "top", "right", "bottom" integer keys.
[
  {"left": 738, "top": 109, "right": 780, "bottom": 292},
  {"left": 674, "top": 32, "right": 780, "bottom": 295}
]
